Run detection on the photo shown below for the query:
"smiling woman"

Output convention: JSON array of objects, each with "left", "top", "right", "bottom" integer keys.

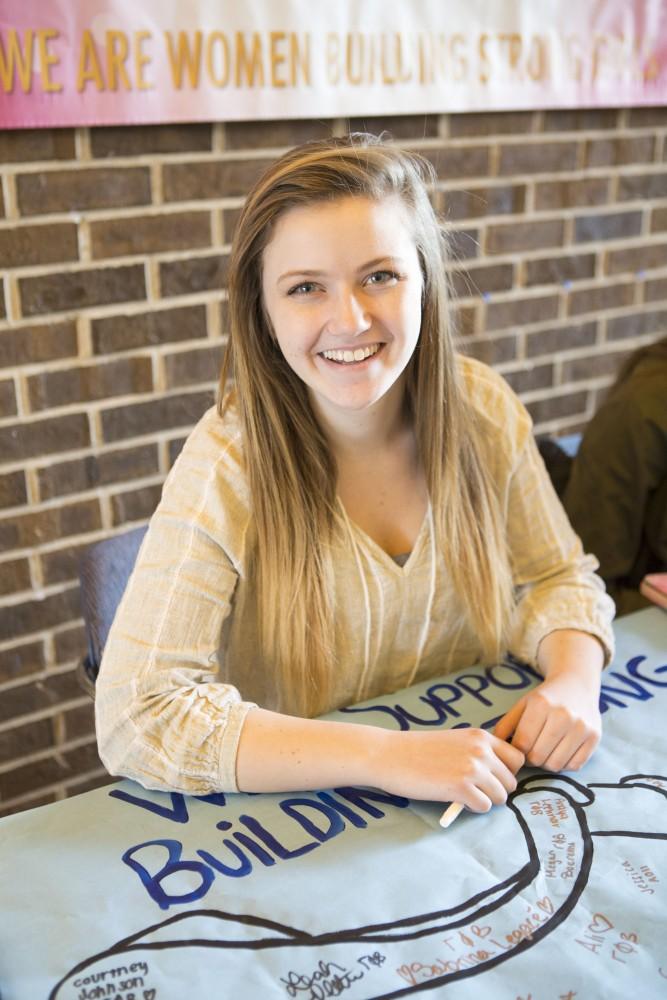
[{"left": 95, "top": 134, "right": 615, "bottom": 820}]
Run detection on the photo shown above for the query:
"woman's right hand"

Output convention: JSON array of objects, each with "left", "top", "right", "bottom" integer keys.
[{"left": 372, "top": 728, "right": 525, "bottom": 812}]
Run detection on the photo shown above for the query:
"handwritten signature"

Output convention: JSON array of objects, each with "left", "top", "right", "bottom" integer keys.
[{"left": 281, "top": 960, "right": 364, "bottom": 998}]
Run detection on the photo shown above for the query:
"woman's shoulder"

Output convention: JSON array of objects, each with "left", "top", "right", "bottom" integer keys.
[{"left": 159, "top": 390, "right": 251, "bottom": 532}]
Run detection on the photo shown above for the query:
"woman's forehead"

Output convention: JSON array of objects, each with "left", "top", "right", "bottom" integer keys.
[{"left": 262, "top": 195, "right": 418, "bottom": 272}]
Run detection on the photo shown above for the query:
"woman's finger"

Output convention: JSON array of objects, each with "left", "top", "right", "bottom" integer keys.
[
  {"left": 562, "top": 733, "right": 600, "bottom": 772},
  {"left": 507, "top": 698, "right": 550, "bottom": 757},
  {"left": 493, "top": 698, "right": 526, "bottom": 742}
]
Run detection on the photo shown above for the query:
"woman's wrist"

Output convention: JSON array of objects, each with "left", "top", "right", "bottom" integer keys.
[{"left": 536, "top": 628, "right": 605, "bottom": 681}]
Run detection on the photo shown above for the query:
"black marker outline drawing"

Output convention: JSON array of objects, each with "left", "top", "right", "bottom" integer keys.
[{"left": 49, "top": 771, "right": 666, "bottom": 999}]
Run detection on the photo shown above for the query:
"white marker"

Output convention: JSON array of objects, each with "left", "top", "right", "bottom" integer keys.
[{"left": 439, "top": 801, "right": 464, "bottom": 828}]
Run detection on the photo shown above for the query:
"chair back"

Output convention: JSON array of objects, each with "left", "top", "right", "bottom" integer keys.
[{"left": 78, "top": 525, "right": 148, "bottom": 692}]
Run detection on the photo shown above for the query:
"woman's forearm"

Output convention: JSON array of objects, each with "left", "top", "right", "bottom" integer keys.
[
  {"left": 236, "top": 706, "right": 525, "bottom": 812},
  {"left": 235, "top": 707, "right": 386, "bottom": 793}
]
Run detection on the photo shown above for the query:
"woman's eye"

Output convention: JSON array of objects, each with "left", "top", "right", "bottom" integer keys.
[
  {"left": 287, "top": 281, "right": 318, "bottom": 296},
  {"left": 366, "top": 270, "right": 398, "bottom": 286}
]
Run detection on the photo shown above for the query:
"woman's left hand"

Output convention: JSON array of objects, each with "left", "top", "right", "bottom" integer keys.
[{"left": 494, "top": 629, "right": 605, "bottom": 773}]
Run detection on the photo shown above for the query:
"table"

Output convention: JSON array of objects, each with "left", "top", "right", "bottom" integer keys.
[{"left": 1, "top": 608, "right": 666, "bottom": 999}]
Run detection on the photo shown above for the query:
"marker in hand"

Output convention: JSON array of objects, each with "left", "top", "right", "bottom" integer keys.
[{"left": 439, "top": 801, "right": 464, "bottom": 828}]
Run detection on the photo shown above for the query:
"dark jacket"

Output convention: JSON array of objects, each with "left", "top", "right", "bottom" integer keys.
[{"left": 563, "top": 354, "right": 667, "bottom": 616}]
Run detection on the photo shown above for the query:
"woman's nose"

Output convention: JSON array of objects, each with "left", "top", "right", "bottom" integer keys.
[{"left": 326, "top": 291, "right": 371, "bottom": 338}]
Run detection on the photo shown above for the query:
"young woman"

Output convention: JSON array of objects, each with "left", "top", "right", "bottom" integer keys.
[{"left": 96, "top": 134, "right": 614, "bottom": 817}]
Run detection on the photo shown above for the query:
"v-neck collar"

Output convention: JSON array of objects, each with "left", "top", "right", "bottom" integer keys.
[{"left": 336, "top": 498, "right": 432, "bottom": 576}]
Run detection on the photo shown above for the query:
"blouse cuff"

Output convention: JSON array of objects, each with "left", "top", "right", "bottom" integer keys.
[
  {"left": 218, "top": 700, "right": 257, "bottom": 792},
  {"left": 512, "top": 609, "right": 616, "bottom": 671}
]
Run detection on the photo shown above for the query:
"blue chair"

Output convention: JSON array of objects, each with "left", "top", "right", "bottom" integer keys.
[{"left": 77, "top": 525, "right": 148, "bottom": 695}]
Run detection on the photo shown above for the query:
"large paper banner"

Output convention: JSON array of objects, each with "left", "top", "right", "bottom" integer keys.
[
  {"left": 0, "top": 607, "right": 666, "bottom": 999},
  {"left": 1, "top": 0, "right": 666, "bottom": 129}
]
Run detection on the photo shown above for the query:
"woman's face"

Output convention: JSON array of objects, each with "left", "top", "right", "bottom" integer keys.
[{"left": 261, "top": 195, "right": 423, "bottom": 422}]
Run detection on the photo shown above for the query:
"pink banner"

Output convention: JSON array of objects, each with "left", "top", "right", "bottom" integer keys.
[{"left": 1, "top": 0, "right": 666, "bottom": 130}]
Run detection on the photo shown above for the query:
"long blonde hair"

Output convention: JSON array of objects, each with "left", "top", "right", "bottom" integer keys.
[{"left": 219, "top": 134, "right": 513, "bottom": 715}]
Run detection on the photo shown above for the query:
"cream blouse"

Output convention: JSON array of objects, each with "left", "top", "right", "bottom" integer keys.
[{"left": 95, "top": 356, "right": 615, "bottom": 794}]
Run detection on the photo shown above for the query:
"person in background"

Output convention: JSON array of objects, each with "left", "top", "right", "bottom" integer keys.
[
  {"left": 564, "top": 337, "right": 667, "bottom": 617},
  {"left": 95, "top": 135, "right": 614, "bottom": 818}
]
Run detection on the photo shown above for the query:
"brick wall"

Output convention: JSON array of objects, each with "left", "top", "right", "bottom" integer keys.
[{"left": 1, "top": 108, "right": 666, "bottom": 817}]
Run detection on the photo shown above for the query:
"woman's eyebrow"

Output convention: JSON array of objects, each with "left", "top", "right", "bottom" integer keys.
[{"left": 277, "top": 256, "right": 405, "bottom": 284}]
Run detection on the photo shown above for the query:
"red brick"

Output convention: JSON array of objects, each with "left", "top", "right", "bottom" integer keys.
[
  {"left": 450, "top": 305, "right": 477, "bottom": 338},
  {"left": 542, "top": 109, "right": 618, "bottom": 131},
  {"left": 0, "top": 718, "right": 53, "bottom": 765},
  {"left": 0, "top": 378, "right": 17, "bottom": 417},
  {"left": 417, "top": 146, "right": 490, "bottom": 180},
  {"left": 606, "top": 308, "right": 667, "bottom": 341},
  {"left": 486, "top": 294, "right": 559, "bottom": 332},
  {"left": 163, "top": 158, "right": 273, "bottom": 201},
  {"left": 0, "top": 587, "right": 81, "bottom": 644},
  {"left": 585, "top": 137, "right": 655, "bottom": 168},
  {"left": 606, "top": 242, "right": 667, "bottom": 276},
  {"left": 20, "top": 265, "right": 146, "bottom": 317},
  {"left": 222, "top": 207, "right": 242, "bottom": 243},
  {"left": 90, "top": 211, "right": 212, "bottom": 260},
  {"left": 525, "top": 253, "right": 596, "bottom": 287},
  {"left": 525, "top": 321, "right": 597, "bottom": 358},
  {"left": 463, "top": 335, "right": 517, "bottom": 365},
  {"left": 534, "top": 177, "right": 609, "bottom": 212},
  {"left": 0, "top": 499, "right": 102, "bottom": 552},
  {"left": 651, "top": 207, "right": 667, "bottom": 233},
  {"left": 0, "top": 412, "right": 89, "bottom": 462},
  {"left": 644, "top": 277, "right": 667, "bottom": 303},
  {"left": 226, "top": 118, "right": 335, "bottom": 148},
  {"left": 447, "top": 111, "right": 533, "bottom": 137},
  {"left": 561, "top": 350, "right": 629, "bottom": 383},
  {"left": 526, "top": 390, "right": 589, "bottom": 425},
  {"left": 618, "top": 172, "right": 667, "bottom": 201},
  {"left": 449, "top": 263, "right": 514, "bottom": 298},
  {"left": 502, "top": 363, "right": 554, "bottom": 394},
  {"left": 627, "top": 107, "right": 667, "bottom": 128},
  {"left": 91, "top": 123, "right": 212, "bottom": 157},
  {"left": 0, "top": 667, "right": 83, "bottom": 724},
  {"left": 164, "top": 345, "right": 224, "bottom": 388},
  {"left": 574, "top": 211, "right": 642, "bottom": 243},
  {"left": 0, "top": 129, "right": 75, "bottom": 162},
  {"left": 0, "top": 557, "right": 31, "bottom": 595},
  {"left": 0, "top": 320, "right": 78, "bottom": 368},
  {"left": 160, "top": 254, "right": 229, "bottom": 297},
  {"left": 446, "top": 228, "right": 480, "bottom": 261},
  {"left": 54, "top": 622, "right": 86, "bottom": 665},
  {"left": 0, "top": 223, "right": 78, "bottom": 268},
  {"left": 100, "top": 389, "right": 212, "bottom": 443},
  {"left": 40, "top": 542, "right": 91, "bottom": 587},
  {"left": 498, "top": 142, "right": 578, "bottom": 175},
  {"left": 0, "top": 640, "right": 45, "bottom": 683},
  {"left": 91, "top": 304, "right": 207, "bottom": 355},
  {"left": 16, "top": 167, "right": 151, "bottom": 216},
  {"left": 27, "top": 356, "right": 153, "bottom": 411},
  {"left": 443, "top": 184, "right": 525, "bottom": 221},
  {"left": 61, "top": 701, "right": 95, "bottom": 740},
  {"left": 567, "top": 283, "right": 634, "bottom": 317},
  {"left": 111, "top": 483, "right": 162, "bottom": 525},
  {"left": 0, "top": 471, "right": 28, "bottom": 510},
  {"left": 486, "top": 219, "right": 564, "bottom": 255},
  {"left": 37, "top": 443, "right": 160, "bottom": 500}
]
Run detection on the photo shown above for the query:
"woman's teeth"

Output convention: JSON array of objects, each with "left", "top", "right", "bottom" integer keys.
[{"left": 321, "top": 344, "right": 381, "bottom": 364}]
